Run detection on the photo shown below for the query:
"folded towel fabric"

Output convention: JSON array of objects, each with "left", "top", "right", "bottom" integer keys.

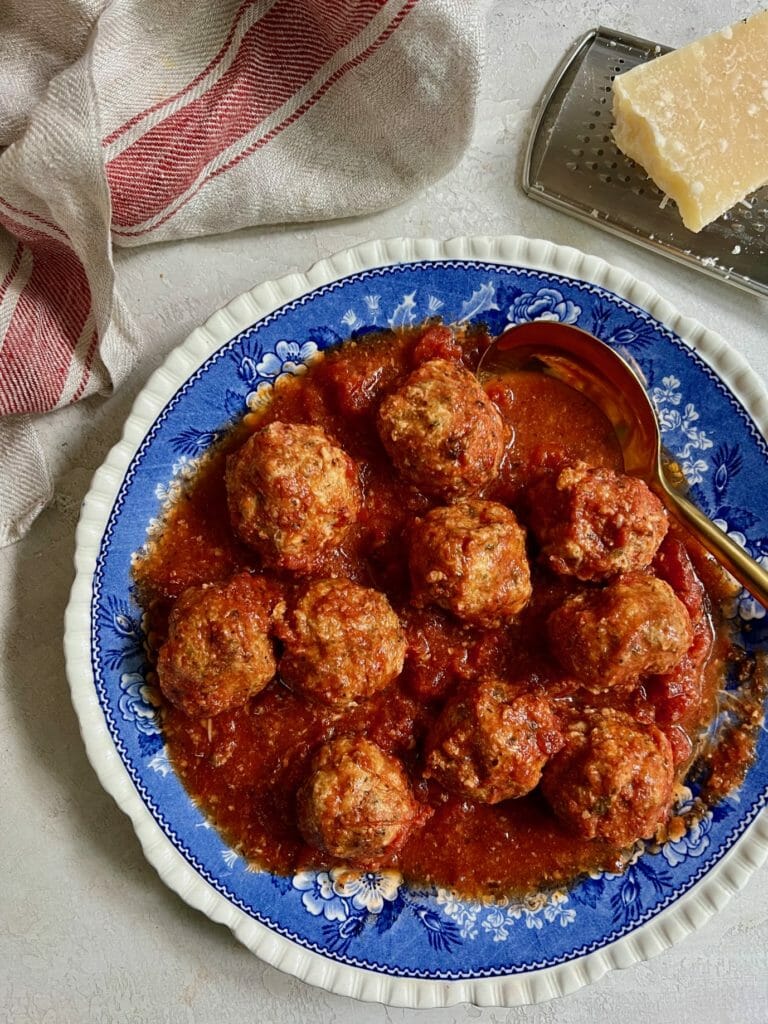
[{"left": 0, "top": 0, "right": 485, "bottom": 544}]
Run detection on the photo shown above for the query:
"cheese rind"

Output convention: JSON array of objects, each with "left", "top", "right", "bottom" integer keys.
[{"left": 612, "top": 11, "right": 768, "bottom": 232}]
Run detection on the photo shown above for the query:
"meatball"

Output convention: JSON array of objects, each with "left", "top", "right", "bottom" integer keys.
[
  {"left": 424, "top": 679, "right": 564, "bottom": 803},
  {"left": 297, "top": 736, "right": 426, "bottom": 864},
  {"left": 541, "top": 709, "right": 674, "bottom": 846},
  {"left": 547, "top": 572, "right": 693, "bottom": 690},
  {"left": 376, "top": 359, "right": 505, "bottom": 499},
  {"left": 156, "top": 572, "right": 278, "bottom": 718},
  {"left": 409, "top": 499, "right": 532, "bottom": 627},
  {"left": 526, "top": 462, "right": 668, "bottom": 581},
  {"left": 226, "top": 421, "right": 361, "bottom": 573},
  {"left": 276, "top": 578, "right": 406, "bottom": 706}
]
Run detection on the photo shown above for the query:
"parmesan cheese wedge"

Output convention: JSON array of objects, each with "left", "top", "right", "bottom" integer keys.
[{"left": 612, "top": 11, "right": 768, "bottom": 232}]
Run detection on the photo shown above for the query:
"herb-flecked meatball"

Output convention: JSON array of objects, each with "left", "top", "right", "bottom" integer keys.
[
  {"left": 547, "top": 572, "right": 693, "bottom": 690},
  {"left": 277, "top": 578, "right": 406, "bottom": 706},
  {"left": 541, "top": 709, "right": 675, "bottom": 846},
  {"left": 526, "top": 462, "right": 668, "bottom": 581},
  {"left": 156, "top": 572, "right": 278, "bottom": 718},
  {"left": 376, "top": 359, "right": 505, "bottom": 499},
  {"left": 409, "top": 499, "right": 532, "bottom": 627},
  {"left": 226, "top": 422, "right": 361, "bottom": 573},
  {"left": 424, "top": 680, "right": 564, "bottom": 803},
  {"left": 297, "top": 736, "right": 427, "bottom": 865}
]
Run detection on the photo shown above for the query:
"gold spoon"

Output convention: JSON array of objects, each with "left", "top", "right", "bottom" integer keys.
[{"left": 476, "top": 320, "right": 768, "bottom": 608}]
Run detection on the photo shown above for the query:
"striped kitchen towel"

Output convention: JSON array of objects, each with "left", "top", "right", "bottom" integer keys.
[{"left": 0, "top": 0, "right": 485, "bottom": 545}]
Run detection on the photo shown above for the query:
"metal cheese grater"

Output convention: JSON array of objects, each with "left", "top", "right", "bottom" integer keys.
[{"left": 523, "top": 26, "right": 768, "bottom": 299}]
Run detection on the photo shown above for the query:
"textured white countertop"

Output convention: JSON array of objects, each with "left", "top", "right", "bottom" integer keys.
[{"left": 2, "top": 1, "right": 767, "bottom": 1020}]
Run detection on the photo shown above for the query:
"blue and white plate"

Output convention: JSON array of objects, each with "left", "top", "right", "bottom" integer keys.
[{"left": 64, "top": 237, "right": 768, "bottom": 1007}]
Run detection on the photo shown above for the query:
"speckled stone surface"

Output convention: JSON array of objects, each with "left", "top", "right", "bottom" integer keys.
[{"left": 2, "top": 2, "right": 767, "bottom": 1020}]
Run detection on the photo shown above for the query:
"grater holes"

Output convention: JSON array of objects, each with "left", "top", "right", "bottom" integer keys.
[{"left": 528, "top": 28, "right": 768, "bottom": 295}]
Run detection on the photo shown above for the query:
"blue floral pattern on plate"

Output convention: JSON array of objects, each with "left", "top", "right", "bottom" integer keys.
[{"left": 90, "top": 261, "right": 768, "bottom": 980}]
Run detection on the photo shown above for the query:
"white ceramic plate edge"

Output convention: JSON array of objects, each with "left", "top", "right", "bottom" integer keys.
[{"left": 64, "top": 234, "right": 768, "bottom": 1008}]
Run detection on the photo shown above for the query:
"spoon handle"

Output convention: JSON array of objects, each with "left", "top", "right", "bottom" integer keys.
[{"left": 659, "top": 482, "right": 768, "bottom": 608}]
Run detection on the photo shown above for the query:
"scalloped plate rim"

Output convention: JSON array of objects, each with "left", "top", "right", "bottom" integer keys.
[{"left": 64, "top": 234, "right": 768, "bottom": 1008}]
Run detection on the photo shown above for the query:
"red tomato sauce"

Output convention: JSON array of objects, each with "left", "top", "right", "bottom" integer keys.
[{"left": 135, "top": 323, "right": 745, "bottom": 898}]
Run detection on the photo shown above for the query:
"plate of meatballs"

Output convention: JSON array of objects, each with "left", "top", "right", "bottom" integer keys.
[{"left": 65, "top": 236, "right": 768, "bottom": 1006}]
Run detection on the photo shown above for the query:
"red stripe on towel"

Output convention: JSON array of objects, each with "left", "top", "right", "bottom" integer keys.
[
  {"left": 112, "top": 0, "right": 419, "bottom": 237},
  {"left": 107, "top": 0, "right": 389, "bottom": 228},
  {"left": 0, "top": 218, "right": 91, "bottom": 415},
  {"left": 103, "top": 0, "right": 266, "bottom": 147}
]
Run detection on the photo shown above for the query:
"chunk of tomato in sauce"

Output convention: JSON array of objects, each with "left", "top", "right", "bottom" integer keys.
[
  {"left": 647, "top": 535, "right": 715, "bottom": 755},
  {"left": 400, "top": 607, "right": 472, "bottom": 703},
  {"left": 315, "top": 342, "right": 404, "bottom": 419},
  {"left": 653, "top": 534, "right": 707, "bottom": 622},
  {"left": 411, "top": 325, "right": 464, "bottom": 366}
]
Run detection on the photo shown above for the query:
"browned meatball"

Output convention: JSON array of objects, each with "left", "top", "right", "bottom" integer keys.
[
  {"left": 156, "top": 573, "right": 278, "bottom": 718},
  {"left": 297, "top": 736, "right": 427, "bottom": 865},
  {"left": 276, "top": 578, "right": 406, "bottom": 707},
  {"left": 376, "top": 359, "right": 505, "bottom": 499},
  {"left": 424, "top": 679, "right": 564, "bottom": 803},
  {"left": 226, "top": 422, "right": 361, "bottom": 573},
  {"left": 541, "top": 709, "right": 675, "bottom": 845},
  {"left": 409, "top": 500, "right": 532, "bottom": 627},
  {"left": 547, "top": 572, "right": 693, "bottom": 690},
  {"left": 526, "top": 462, "right": 668, "bottom": 581}
]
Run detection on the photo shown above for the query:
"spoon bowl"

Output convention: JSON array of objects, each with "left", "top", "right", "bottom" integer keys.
[{"left": 477, "top": 320, "right": 768, "bottom": 607}]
